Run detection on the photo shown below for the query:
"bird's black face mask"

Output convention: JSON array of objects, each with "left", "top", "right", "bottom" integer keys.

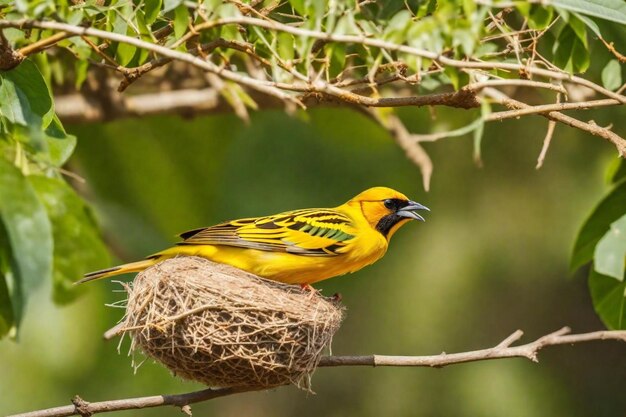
[{"left": 376, "top": 199, "right": 429, "bottom": 237}]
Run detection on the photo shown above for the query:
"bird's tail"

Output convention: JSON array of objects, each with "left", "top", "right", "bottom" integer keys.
[{"left": 77, "top": 258, "right": 158, "bottom": 284}]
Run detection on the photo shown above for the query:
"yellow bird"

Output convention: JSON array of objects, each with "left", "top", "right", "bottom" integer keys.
[{"left": 79, "top": 187, "right": 428, "bottom": 286}]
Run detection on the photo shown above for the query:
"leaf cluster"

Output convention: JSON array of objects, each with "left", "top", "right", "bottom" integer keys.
[
  {"left": 571, "top": 159, "right": 626, "bottom": 330},
  {"left": 0, "top": 60, "right": 108, "bottom": 339}
]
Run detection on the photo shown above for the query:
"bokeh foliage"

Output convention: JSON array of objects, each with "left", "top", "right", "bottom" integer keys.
[{"left": 0, "top": 59, "right": 108, "bottom": 339}]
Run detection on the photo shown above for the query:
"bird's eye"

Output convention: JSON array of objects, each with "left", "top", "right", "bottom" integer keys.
[{"left": 383, "top": 199, "right": 395, "bottom": 209}]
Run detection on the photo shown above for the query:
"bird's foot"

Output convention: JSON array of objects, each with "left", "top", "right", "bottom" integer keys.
[{"left": 300, "top": 283, "right": 315, "bottom": 292}]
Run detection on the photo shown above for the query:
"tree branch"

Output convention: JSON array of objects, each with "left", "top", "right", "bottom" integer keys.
[
  {"left": 485, "top": 98, "right": 623, "bottom": 121},
  {"left": 2, "top": 18, "right": 624, "bottom": 108},
  {"left": 17, "top": 31, "right": 71, "bottom": 56},
  {"left": 8, "top": 327, "right": 626, "bottom": 417},
  {"left": 165, "top": 16, "right": 626, "bottom": 104},
  {"left": 52, "top": 88, "right": 478, "bottom": 123},
  {"left": 483, "top": 88, "right": 626, "bottom": 156}
]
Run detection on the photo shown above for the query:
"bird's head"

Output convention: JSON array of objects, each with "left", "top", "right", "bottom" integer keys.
[{"left": 346, "top": 186, "right": 429, "bottom": 240}]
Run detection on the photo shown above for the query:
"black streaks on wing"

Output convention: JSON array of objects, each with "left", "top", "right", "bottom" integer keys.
[{"left": 176, "top": 209, "right": 355, "bottom": 256}]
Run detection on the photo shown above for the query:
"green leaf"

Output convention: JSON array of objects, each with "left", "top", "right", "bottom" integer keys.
[
  {"left": 0, "top": 158, "right": 53, "bottom": 329},
  {"left": 30, "top": 176, "right": 109, "bottom": 304},
  {"left": 384, "top": 9, "right": 411, "bottom": 42},
  {"left": 0, "top": 60, "right": 53, "bottom": 127},
  {"left": 594, "top": 214, "right": 626, "bottom": 280},
  {"left": 589, "top": 269, "right": 626, "bottom": 329},
  {"left": 45, "top": 115, "right": 77, "bottom": 167},
  {"left": 571, "top": 36, "right": 590, "bottom": 73},
  {"left": 0, "top": 225, "right": 15, "bottom": 339},
  {"left": 601, "top": 59, "right": 622, "bottom": 91},
  {"left": 574, "top": 13, "right": 602, "bottom": 37},
  {"left": 325, "top": 43, "right": 346, "bottom": 78},
  {"left": 278, "top": 32, "right": 295, "bottom": 62},
  {"left": 163, "top": 0, "right": 182, "bottom": 13},
  {"left": 173, "top": 4, "right": 189, "bottom": 39},
  {"left": 0, "top": 272, "right": 14, "bottom": 339},
  {"left": 571, "top": 180, "right": 626, "bottom": 270},
  {"left": 553, "top": 23, "right": 589, "bottom": 73},
  {"left": 528, "top": 5, "right": 555, "bottom": 29},
  {"left": 551, "top": 0, "right": 626, "bottom": 25},
  {"left": 568, "top": 14, "right": 588, "bottom": 45},
  {"left": 144, "top": 0, "right": 162, "bottom": 25},
  {"left": 116, "top": 40, "right": 137, "bottom": 67},
  {"left": 443, "top": 67, "right": 470, "bottom": 90},
  {"left": 416, "top": 0, "right": 437, "bottom": 18},
  {"left": 605, "top": 158, "right": 626, "bottom": 185},
  {"left": 288, "top": 0, "right": 306, "bottom": 15},
  {"left": 74, "top": 58, "right": 89, "bottom": 90}
]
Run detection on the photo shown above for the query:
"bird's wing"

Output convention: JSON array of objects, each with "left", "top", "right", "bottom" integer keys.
[{"left": 177, "top": 209, "right": 356, "bottom": 256}]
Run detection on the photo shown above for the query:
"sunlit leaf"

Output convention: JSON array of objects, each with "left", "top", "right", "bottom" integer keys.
[
  {"left": 551, "top": 0, "right": 626, "bottom": 25},
  {"left": 0, "top": 60, "right": 53, "bottom": 127},
  {"left": 601, "top": 59, "right": 622, "bottom": 91},
  {"left": 594, "top": 214, "right": 626, "bottom": 280},
  {"left": 568, "top": 14, "right": 588, "bottom": 45},
  {"left": 605, "top": 158, "right": 626, "bottom": 185},
  {"left": 384, "top": 9, "right": 411, "bottom": 42},
  {"left": 574, "top": 13, "right": 602, "bottom": 37},
  {"left": 288, "top": 0, "right": 306, "bottom": 15},
  {"left": 144, "top": 0, "right": 162, "bottom": 25},
  {"left": 116, "top": 40, "right": 137, "bottom": 67},
  {"left": 173, "top": 4, "right": 189, "bottom": 39},
  {"left": 571, "top": 181, "right": 626, "bottom": 271},
  {"left": 278, "top": 32, "right": 295, "bottom": 62},
  {"left": 163, "top": 0, "right": 182, "bottom": 13},
  {"left": 589, "top": 269, "right": 626, "bottom": 330},
  {"left": 416, "top": 0, "right": 437, "bottom": 18}
]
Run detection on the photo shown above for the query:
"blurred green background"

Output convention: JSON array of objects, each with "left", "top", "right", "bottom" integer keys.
[{"left": 1, "top": 106, "right": 625, "bottom": 417}]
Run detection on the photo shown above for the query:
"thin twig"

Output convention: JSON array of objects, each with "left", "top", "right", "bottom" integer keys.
[
  {"left": 484, "top": 88, "right": 626, "bottom": 156},
  {"left": 468, "top": 79, "right": 567, "bottom": 94},
  {"left": 600, "top": 37, "right": 626, "bottom": 63},
  {"left": 536, "top": 93, "right": 560, "bottom": 169},
  {"left": 118, "top": 38, "right": 282, "bottom": 92},
  {"left": 536, "top": 119, "right": 557, "bottom": 169},
  {"left": 485, "top": 98, "right": 622, "bottom": 121},
  {"left": 17, "top": 31, "right": 71, "bottom": 56},
  {"left": 8, "top": 327, "right": 626, "bottom": 417}
]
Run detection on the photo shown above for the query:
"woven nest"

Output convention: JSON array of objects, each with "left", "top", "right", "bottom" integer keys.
[{"left": 118, "top": 256, "right": 344, "bottom": 390}]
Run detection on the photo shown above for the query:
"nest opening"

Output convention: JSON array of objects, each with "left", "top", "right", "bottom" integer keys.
[{"left": 117, "top": 256, "right": 344, "bottom": 391}]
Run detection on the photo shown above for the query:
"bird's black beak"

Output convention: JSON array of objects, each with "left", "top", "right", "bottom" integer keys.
[{"left": 396, "top": 201, "right": 429, "bottom": 221}]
